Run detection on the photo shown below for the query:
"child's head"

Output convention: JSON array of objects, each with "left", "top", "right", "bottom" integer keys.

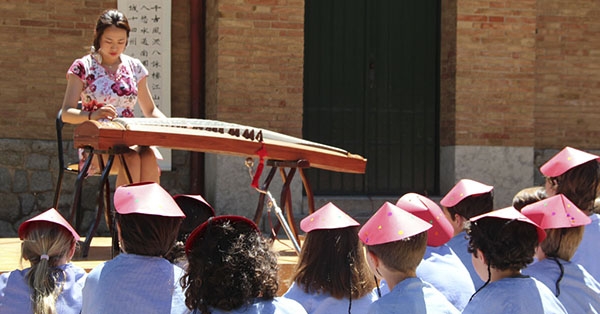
[
  {"left": 173, "top": 194, "right": 215, "bottom": 242},
  {"left": 541, "top": 146, "right": 600, "bottom": 213},
  {"left": 359, "top": 202, "right": 431, "bottom": 277},
  {"left": 467, "top": 207, "right": 545, "bottom": 278},
  {"left": 114, "top": 182, "right": 185, "bottom": 256},
  {"left": 295, "top": 203, "right": 375, "bottom": 299},
  {"left": 396, "top": 193, "right": 454, "bottom": 247},
  {"left": 521, "top": 194, "right": 591, "bottom": 261},
  {"left": 441, "top": 179, "right": 494, "bottom": 233},
  {"left": 19, "top": 208, "right": 80, "bottom": 265},
  {"left": 18, "top": 208, "right": 80, "bottom": 314},
  {"left": 512, "top": 186, "right": 546, "bottom": 211},
  {"left": 182, "top": 215, "right": 279, "bottom": 313}
]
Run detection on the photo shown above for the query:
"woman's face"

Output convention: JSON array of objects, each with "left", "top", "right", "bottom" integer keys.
[{"left": 98, "top": 25, "right": 127, "bottom": 61}]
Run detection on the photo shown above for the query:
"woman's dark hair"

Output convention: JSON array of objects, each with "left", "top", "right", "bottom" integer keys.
[
  {"left": 117, "top": 213, "right": 182, "bottom": 257},
  {"left": 446, "top": 191, "right": 494, "bottom": 221},
  {"left": 555, "top": 159, "right": 600, "bottom": 213},
  {"left": 93, "top": 9, "right": 131, "bottom": 51},
  {"left": 467, "top": 217, "right": 538, "bottom": 271},
  {"left": 181, "top": 219, "right": 279, "bottom": 313},
  {"left": 293, "top": 226, "right": 376, "bottom": 299}
]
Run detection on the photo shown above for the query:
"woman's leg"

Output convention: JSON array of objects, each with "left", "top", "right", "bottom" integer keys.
[
  {"left": 115, "top": 151, "right": 141, "bottom": 187},
  {"left": 138, "top": 146, "right": 160, "bottom": 184}
]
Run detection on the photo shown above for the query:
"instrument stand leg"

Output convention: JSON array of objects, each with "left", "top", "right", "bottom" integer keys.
[
  {"left": 253, "top": 160, "right": 314, "bottom": 248},
  {"left": 70, "top": 148, "right": 95, "bottom": 231},
  {"left": 80, "top": 154, "right": 116, "bottom": 257},
  {"left": 70, "top": 146, "right": 130, "bottom": 258}
]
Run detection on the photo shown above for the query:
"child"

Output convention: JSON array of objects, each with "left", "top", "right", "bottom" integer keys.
[
  {"left": 512, "top": 186, "right": 547, "bottom": 211},
  {"left": 396, "top": 193, "right": 475, "bottom": 311},
  {"left": 182, "top": 215, "right": 307, "bottom": 314},
  {"left": 463, "top": 206, "right": 567, "bottom": 314},
  {"left": 359, "top": 202, "right": 459, "bottom": 314},
  {"left": 283, "top": 202, "right": 378, "bottom": 313},
  {"left": 0, "top": 208, "right": 86, "bottom": 314},
  {"left": 173, "top": 194, "right": 215, "bottom": 243},
  {"left": 521, "top": 194, "right": 600, "bottom": 313},
  {"left": 440, "top": 178, "right": 494, "bottom": 289},
  {"left": 540, "top": 146, "right": 600, "bottom": 280},
  {"left": 81, "top": 182, "right": 188, "bottom": 314},
  {"left": 166, "top": 194, "right": 216, "bottom": 268}
]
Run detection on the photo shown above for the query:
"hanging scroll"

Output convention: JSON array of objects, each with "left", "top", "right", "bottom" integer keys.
[{"left": 118, "top": 0, "right": 172, "bottom": 171}]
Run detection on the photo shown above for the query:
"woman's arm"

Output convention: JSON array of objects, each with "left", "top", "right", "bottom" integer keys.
[
  {"left": 61, "top": 74, "right": 117, "bottom": 124},
  {"left": 137, "top": 76, "right": 167, "bottom": 118},
  {"left": 60, "top": 74, "right": 88, "bottom": 124}
]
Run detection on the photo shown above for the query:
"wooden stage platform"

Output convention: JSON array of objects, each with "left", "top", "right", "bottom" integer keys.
[{"left": 0, "top": 237, "right": 300, "bottom": 296}]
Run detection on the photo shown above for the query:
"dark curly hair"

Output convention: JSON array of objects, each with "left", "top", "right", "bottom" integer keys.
[
  {"left": 467, "top": 217, "right": 538, "bottom": 272},
  {"left": 181, "top": 219, "right": 279, "bottom": 313}
]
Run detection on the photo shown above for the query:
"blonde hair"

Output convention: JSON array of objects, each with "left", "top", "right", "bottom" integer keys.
[
  {"left": 540, "top": 227, "right": 584, "bottom": 261},
  {"left": 21, "top": 221, "right": 76, "bottom": 314}
]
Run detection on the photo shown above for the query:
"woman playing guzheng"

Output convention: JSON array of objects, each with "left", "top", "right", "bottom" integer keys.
[{"left": 61, "top": 9, "right": 166, "bottom": 186}]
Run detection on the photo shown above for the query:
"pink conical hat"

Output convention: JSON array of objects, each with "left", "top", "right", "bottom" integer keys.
[
  {"left": 540, "top": 146, "right": 599, "bottom": 177},
  {"left": 300, "top": 202, "right": 359, "bottom": 232},
  {"left": 440, "top": 179, "right": 493, "bottom": 207},
  {"left": 470, "top": 207, "right": 546, "bottom": 243},
  {"left": 521, "top": 194, "right": 591, "bottom": 229},
  {"left": 18, "top": 208, "right": 80, "bottom": 241},
  {"left": 114, "top": 182, "right": 185, "bottom": 217},
  {"left": 359, "top": 202, "right": 432, "bottom": 245},
  {"left": 396, "top": 193, "right": 453, "bottom": 247}
]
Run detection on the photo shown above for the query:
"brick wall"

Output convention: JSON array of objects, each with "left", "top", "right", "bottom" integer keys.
[
  {"left": 448, "top": 0, "right": 600, "bottom": 150},
  {"left": 535, "top": 0, "right": 600, "bottom": 149},
  {"left": 0, "top": 0, "right": 191, "bottom": 140},
  {"left": 205, "top": 0, "right": 305, "bottom": 138},
  {"left": 0, "top": 1, "right": 192, "bottom": 236},
  {"left": 452, "top": 0, "right": 538, "bottom": 147}
]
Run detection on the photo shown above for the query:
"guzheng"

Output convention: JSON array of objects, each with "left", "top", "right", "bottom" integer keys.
[{"left": 73, "top": 118, "right": 367, "bottom": 174}]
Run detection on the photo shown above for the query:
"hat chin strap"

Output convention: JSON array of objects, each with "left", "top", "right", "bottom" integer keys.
[{"left": 469, "top": 263, "right": 491, "bottom": 303}]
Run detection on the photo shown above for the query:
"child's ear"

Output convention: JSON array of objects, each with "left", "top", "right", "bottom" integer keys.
[
  {"left": 476, "top": 249, "right": 487, "bottom": 264},
  {"left": 68, "top": 241, "right": 77, "bottom": 261},
  {"left": 366, "top": 249, "right": 380, "bottom": 268}
]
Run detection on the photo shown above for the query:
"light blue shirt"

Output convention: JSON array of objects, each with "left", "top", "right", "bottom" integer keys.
[
  {"left": 368, "top": 277, "right": 459, "bottom": 314},
  {"left": 416, "top": 245, "right": 475, "bottom": 311},
  {"left": 82, "top": 253, "right": 189, "bottom": 314},
  {"left": 446, "top": 230, "right": 485, "bottom": 289},
  {"left": 0, "top": 263, "right": 87, "bottom": 314},
  {"left": 194, "top": 297, "right": 307, "bottom": 314},
  {"left": 572, "top": 213, "right": 600, "bottom": 281},
  {"left": 463, "top": 276, "right": 567, "bottom": 314},
  {"left": 283, "top": 281, "right": 378, "bottom": 314},
  {"left": 523, "top": 258, "right": 600, "bottom": 313}
]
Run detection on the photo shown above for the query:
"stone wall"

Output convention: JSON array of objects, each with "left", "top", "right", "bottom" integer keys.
[{"left": 0, "top": 138, "right": 191, "bottom": 237}]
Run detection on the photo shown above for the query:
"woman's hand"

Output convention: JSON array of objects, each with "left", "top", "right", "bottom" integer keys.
[{"left": 91, "top": 105, "right": 117, "bottom": 120}]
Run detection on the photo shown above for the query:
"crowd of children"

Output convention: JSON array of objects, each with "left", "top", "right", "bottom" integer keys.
[{"left": 1, "top": 146, "right": 600, "bottom": 313}]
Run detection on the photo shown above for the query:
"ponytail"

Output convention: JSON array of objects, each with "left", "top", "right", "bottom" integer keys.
[{"left": 21, "top": 222, "right": 76, "bottom": 314}]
